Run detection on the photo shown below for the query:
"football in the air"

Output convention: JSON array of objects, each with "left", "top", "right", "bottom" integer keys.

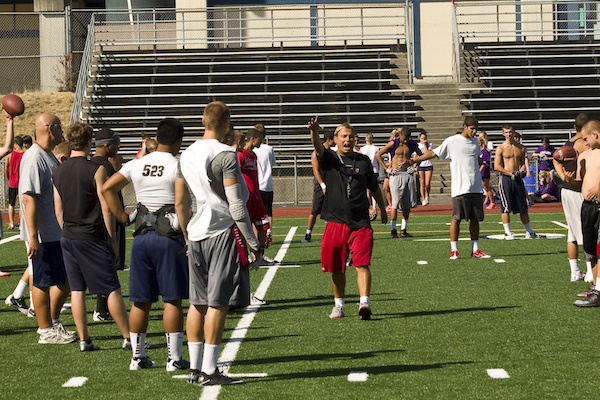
[
  {"left": 1, "top": 94, "right": 25, "bottom": 117},
  {"left": 553, "top": 145, "right": 577, "bottom": 162}
]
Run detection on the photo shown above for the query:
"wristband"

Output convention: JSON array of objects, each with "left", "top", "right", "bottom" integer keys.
[{"left": 320, "top": 182, "right": 326, "bottom": 190}]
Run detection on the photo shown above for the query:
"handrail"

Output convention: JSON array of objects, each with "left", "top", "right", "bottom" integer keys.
[{"left": 70, "top": 13, "right": 96, "bottom": 124}]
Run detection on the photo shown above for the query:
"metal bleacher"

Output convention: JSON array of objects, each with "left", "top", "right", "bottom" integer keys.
[
  {"left": 82, "top": 45, "right": 418, "bottom": 158},
  {"left": 460, "top": 41, "right": 600, "bottom": 141}
]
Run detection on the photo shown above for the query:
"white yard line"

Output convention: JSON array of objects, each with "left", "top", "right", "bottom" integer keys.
[
  {"left": 0, "top": 234, "right": 21, "bottom": 245},
  {"left": 347, "top": 371, "right": 369, "bottom": 382},
  {"left": 199, "top": 227, "right": 297, "bottom": 400},
  {"left": 552, "top": 221, "right": 569, "bottom": 229},
  {"left": 62, "top": 377, "right": 88, "bottom": 387}
]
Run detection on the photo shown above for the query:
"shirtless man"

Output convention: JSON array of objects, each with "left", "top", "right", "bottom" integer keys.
[
  {"left": 494, "top": 125, "right": 538, "bottom": 239},
  {"left": 380, "top": 129, "right": 420, "bottom": 238},
  {"left": 571, "top": 119, "right": 600, "bottom": 307},
  {"left": 554, "top": 114, "right": 592, "bottom": 282}
]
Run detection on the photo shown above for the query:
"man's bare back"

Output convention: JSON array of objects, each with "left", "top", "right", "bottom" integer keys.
[{"left": 578, "top": 148, "right": 600, "bottom": 201}]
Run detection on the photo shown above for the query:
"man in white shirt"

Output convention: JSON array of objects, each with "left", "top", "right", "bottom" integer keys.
[
  {"left": 414, "top": 116, "right": 490, "bottom": 260},
  {"left": 253, "top": 123, "right": 276, "bottom": 246}
]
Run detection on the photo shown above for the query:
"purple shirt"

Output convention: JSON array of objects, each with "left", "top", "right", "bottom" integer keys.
[
  {"left": 480, "top": 148, "right": 491, "bottom": 180},
  {"left": 538, "top": 180, "right": 559, "bottom": 198},
  {"left": 534, "top": 145, "right": 555, "bottom": 171}
]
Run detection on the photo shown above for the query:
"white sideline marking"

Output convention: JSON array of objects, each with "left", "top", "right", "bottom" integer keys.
[
  {"left": 260, "top": 264, "right": 300, "bottom": 269},
  {"left": 173, "top": 373, "right": 268, "bottom": 380},
  {"left": 486, "top": 233, "right": 565, "bottom": 240},
  {"left": 62, "top": 377, "right": 88, "bottom": 387},
  {"left": 487, "top": 368, "right": 510, "bottom": 379},
  {"left": 347, "top": 372, "right": 368, "bottom": 382},
  {"left": 199, "top": 227, "right": 297, "bottom": 400},
  {"left": 494, "top": 259, "right": 506, "bottom": 263},
  {"left": 417, "top": 260, "right": 428, "bottom": 265},
  {"left": 415, "top": 238, "right": 471, "bottom": 242},
  {"left": 552, "top": 221, "right": 569, "bottom": 229},
  {"left": 0, "top": 234, "right": 20, "bottom": 244}
]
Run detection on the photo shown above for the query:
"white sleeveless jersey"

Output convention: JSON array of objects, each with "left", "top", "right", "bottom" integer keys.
[{"left": 119, "top": 151, "right": 179, "bottom": 213}]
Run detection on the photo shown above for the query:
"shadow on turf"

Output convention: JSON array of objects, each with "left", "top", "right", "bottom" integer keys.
[
  {"left": 253, "top": 360, "right": 475, "bottom": 382},
  {"left": 377, "top": 305, "right": 520, "bottom": 319}
]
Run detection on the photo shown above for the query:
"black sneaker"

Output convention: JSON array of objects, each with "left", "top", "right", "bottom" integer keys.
[
  {"left": 301, "top": 233, "right": 311, "bottom": 243},
  {"left": 188, "top": 369, "right": 202, "bottom": 385},
  {"left": 93, "top": 310, "right": 113, "bottom": 322},
  {"left": 129, "top": 356, "right": 156, "bottom": 370},
  {"left": 400, "top": 229, "right": 413, "bottom": 238},
  {"left": 390, "top": 229, "right": 398, "bottom": 238},
  {"left": 200, "top": 370, "right": 245, "bottom": 386},
  {"left": 5, "top": 294, "right": 28, "bottom": 315},
  {"left": 573, "top": 290, "right": 600, "bottom": 307}
]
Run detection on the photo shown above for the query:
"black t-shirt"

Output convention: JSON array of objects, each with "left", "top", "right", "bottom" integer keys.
[
  {"left": 319, "top": 149, "right": 378, "bottom": 229},
  {"left": 53, "top": 156, "right": 106, "bottom": 240}
]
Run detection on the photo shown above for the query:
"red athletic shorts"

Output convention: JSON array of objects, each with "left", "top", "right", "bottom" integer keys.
[
  {"left": 320, "top": 221, "right": 373, "bottom": 273},
  {"left": 247, "top": 193, "right": 270, "bottom": 231}
]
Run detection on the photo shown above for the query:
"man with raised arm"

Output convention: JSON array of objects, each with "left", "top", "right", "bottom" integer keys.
[{"left": 308, "top": 116, "right": 387, "bottom": 321}]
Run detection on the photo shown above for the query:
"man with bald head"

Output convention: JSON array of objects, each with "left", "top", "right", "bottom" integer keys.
[{"left": 19, "top": 113, "right": 75, "bottom": 344}]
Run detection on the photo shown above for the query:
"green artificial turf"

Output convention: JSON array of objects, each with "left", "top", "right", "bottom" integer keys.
[{"left": 0, "top": 212, "right": 595, "bottom": 399}]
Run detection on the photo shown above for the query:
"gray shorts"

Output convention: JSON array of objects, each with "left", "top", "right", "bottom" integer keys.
[
  {"left": 452, "top": 193, "right": 485, "bottom": 221},
  {"left": 561, "top": 188, "right": 583, "bottom": 244},
  {"left": 188, "top": 228, "right": 250, "bottom": 308},
  {"left": 389, "top": 172, "right": 417, "bottom": 210}
]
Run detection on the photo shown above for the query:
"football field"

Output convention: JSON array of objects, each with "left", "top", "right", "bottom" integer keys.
[{"left": 0, "top": 211, "right": 595, "bottom": 399}]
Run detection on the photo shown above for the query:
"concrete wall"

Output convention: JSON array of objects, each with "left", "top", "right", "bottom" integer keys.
[{"left": 420, "top": 1, "right": 453, "bottom": 77}]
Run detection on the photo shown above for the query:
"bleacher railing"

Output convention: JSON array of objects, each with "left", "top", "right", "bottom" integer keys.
[
  {"left": 70, "top": 13, "right": 96, "bottom": 125},
  {"left": 88, "top": 4, "right": 407, "bottom": 50}
]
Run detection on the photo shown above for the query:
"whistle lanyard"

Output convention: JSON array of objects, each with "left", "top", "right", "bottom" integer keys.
[{"left": 337, "top": 152, "right": 357, "bottom": 199}]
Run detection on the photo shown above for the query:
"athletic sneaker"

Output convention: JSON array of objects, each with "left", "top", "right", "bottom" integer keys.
[
  {"left": 390, "top": 229, "right": 399, "bottom": 239},
  {"left": 93, "top": 310, "right": 113, "bottom": 322},
  {"left": 573, "top": 290, "right": 600, "bottom": 307},
  {"left": 200, "top": 370, "right": 245, "bottom": 386},
  {"left": 571, "top": 271, "right": 585, "bottom": 282},
  {"left": 486, "top": 203, "right": 496, "bottom": 210},
  {"left": 0, "top": 270, "right": 10, "bottom": 277},
  {"left": 129, "top": 356, "right": 156, "bottom": 370},
  {"left": 400, "top": 229, "right": 413, "bottom": 238},
  {"left": 5, "top": 294, "right": 29, "bottom": 315},
  {"left": 525, "top": 231, "right": 540, "bottom": 239},
  {"left": 504, "top": 232, "right": 515, "bottom": 240},
  {"left": 260, "top": 256, "right": 278, "bottom": 266},
  {"left": 301, "top": 233, "right": 311, "bottom": 243},
  {"left": 358, "top": 303, "right": 372, "bottom": 320},
  {"left": 449, "top": 251, "right": 459, "bottom": 260},
  {"left": 166, "top": 357, "right": 190, "bottom": 372},
  {"left": 471, "top": 250, "right": 491, "bottom": 259},
  {"left": 27, "top": 307, "right": 36, "bottom": 317},
  {"left": 80, "top": 340, "right": 101, "bottom": 352},
  {"left": 38, "top": 325, "right": 77, "bottom": 344},
  {"left": 54, "top": 320, "right": 77, "bottom": 342},
  {"left": 188, "top": 369, "right": 202, "bottom": 385},
  {"left": 250, "top": 293, "right": 267, "bottom": 306},
  {"left": 329, "top": 305, "right": 345, "bottom": 319},
  {"left": 577, "top": 286, "right": 595, "bottom": 298}
]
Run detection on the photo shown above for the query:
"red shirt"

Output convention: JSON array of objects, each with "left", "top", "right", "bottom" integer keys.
[
  {"left": 7, "top": 150, "right": 24, "bottom": 188},
  {"left": 237, "top": 149, "right": 260, "bottom": 195}
]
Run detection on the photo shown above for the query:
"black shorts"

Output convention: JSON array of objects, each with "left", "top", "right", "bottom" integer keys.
[
  {"left": 452, "top": 193, "right": 485, "bottom": 221},
  {"left": 418, "top": 165, "right": 433, "bottom": 172},
  {"left": 311, "top": 180, "right": 325, "bottom": 215},
  {"left": 61, "top": 237, "right": 121, "bottom": 295},
  {"left": 8, "top": 187, "right": 17, "bottom": 207},
  {"left": 498, "top": 174, "right": 528, "bottom": 214},
  {"left": 260, "top": 190, "right": 274, "bottom": 217},
  {"left": 31, "top": 241, "right": 67, "bottom": 289},
  {"left": 581, "top": 200, "right": 600, "bottom": 260}
]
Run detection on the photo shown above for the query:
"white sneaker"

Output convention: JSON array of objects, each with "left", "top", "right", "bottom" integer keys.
[
  {"left": 129, "top": 356, "right": 156, "bottom": 370},
  {"left": 525, "top": 231, "right": 540, "bottom": 239},
  {"left": 166, "top": 357, "right": 190, "bottom": 372},
  {"left": 250, "top": 293, "right": 267, "bottom": 306},
  {"left": 53, "top": 320, "right": 77, "bottom": 342},
  {"left": 329, "top": 305, "right": 345, "bottom": 319},
  {"left": 80, "top": 339, "right": 101, "bottom": 352},
  {"left": 571, "top": 271, "right": 585, "bottom": 282},
  {"left": 504, "top": 232, "right": 515, "bottom": 240},
  {"left": 38, "top": 325, "right": 77, "bottom": 344},
  {"left": 584, "top": 271, "right": 594, "bottom": 283},
  {"left": 260, "top": 256, "right": 278, "bottom": 266}
]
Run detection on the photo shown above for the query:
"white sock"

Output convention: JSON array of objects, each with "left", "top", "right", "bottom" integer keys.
[
  {"left": 391, "top": 220, "right": 397, "bottom": 230},
  {"left": 523, "top": 223, "right": 534, "bottom": 234},
  {"left": 29, "top": 291, "right": 34, "bottom": 310},
  {"left": 596, "top": 277, "right": 600, "bottom": 289},
  {"left": 569, "top": 259, "right": 580, "bottom": 274},
  {"left": 166, "top": 332, "right": 183, "bottom": 361},
  {"left": 202, "top": 344, "right": 220, "bottom": 375},
  {"left": 586, "top": 261, "right": 593, "bottom": 274},
  {"left": 471, "top": 240, "right": 479, "bottom": 252},
  {"left": 359, "top": 296, "right": 369, "bottom": 305},
  {"left": 130, "top": 332, "right": 146, "bottom": 359},
  {"left": 334, "top": 298, "right": 344, "bottom": 308},
  {"left": 306, "top": 229, "right": 312, "bottom": 235},
  {"left": 188, "top": 342, "right": 203, "bottom": 371},
  {"left": 450, "top": 241, "right": 458, "bottom": 252},
  {"left": 13, "top": 280, "right": 28, "bottom": 299},
  {"left": 503, "top": 223, "right": 511, "bottom": 235},
  {"left": 401, "top": 219, "right": 407, "bottom": 231}
]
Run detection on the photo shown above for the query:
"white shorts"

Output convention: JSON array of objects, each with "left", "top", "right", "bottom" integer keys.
[{"left": 561, "top": 188, "right": 583, "bottom": 244}]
